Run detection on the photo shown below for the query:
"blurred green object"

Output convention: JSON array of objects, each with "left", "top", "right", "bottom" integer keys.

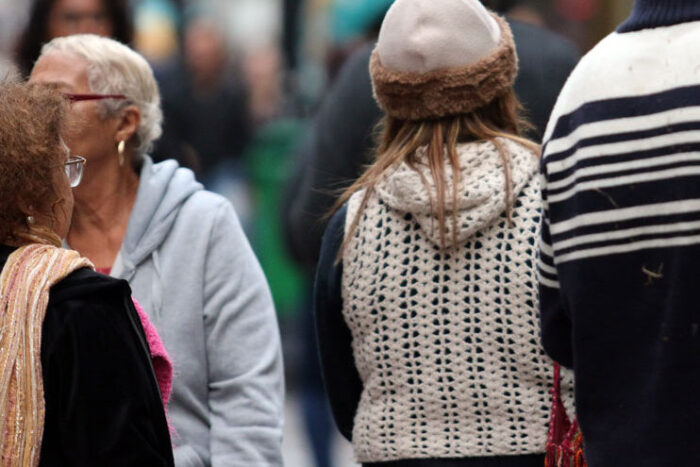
[
  {"left": 330, "top": 0, "right": 394, "bottom": 44},
  {"left": 245, "top": 118, "right": 307, "bottom": 319}
]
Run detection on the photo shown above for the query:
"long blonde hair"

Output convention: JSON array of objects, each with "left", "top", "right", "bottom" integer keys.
[{"left": 333, "top": 89, "right": 540, "bottom": 258}]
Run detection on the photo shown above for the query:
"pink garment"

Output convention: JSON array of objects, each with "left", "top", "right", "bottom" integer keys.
[
  {"left": 132, "top": 298, "right": 173, "bottom": 409},
  {"left": 94, "top": 267, "right": 173, "bottom": 408}
]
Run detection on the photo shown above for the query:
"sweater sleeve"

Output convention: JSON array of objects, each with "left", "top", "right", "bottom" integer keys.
[
  {"left": 40, "top": 276, "right": 174, "bottom": 466},
  {"left": 313, "top": 205, "right": 363, "bottom": 441},
  {"left": 202, "top": 201, "right": 284, "bottom": 466},
  {"left": 538, "top": 156, "right": 574, "bottom": 368}
]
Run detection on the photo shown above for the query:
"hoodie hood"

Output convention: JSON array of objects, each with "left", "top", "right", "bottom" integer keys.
[
  {"left": 119, "top": 156, "right": 202, "bottom": 269},
  {"left": 375, "top": 137, "right": 538, "bottom": 247}
]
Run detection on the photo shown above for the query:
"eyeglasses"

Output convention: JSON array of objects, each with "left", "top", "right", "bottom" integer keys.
[
  {"left": 65, "top": 155, "right": 86, "bottom": 187},
  {"left": 62, "top": 93, "right": 127, "bottom": 103}
]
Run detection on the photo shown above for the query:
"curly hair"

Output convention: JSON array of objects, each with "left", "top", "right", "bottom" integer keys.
[{"left": 0, "top": 83, "right": 68, "bottom": 244}]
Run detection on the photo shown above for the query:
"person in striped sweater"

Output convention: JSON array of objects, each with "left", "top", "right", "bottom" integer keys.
[{"left": 539, "top": 1, "right": 700, "bottom": 465}]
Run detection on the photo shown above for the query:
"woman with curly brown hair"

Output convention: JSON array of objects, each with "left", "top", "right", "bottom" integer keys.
[{"left": 0, "top": 83, "right": 173, "bottom": 466}]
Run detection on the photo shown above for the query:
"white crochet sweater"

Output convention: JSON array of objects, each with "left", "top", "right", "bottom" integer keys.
[{"left": 342, "top": 137, "right": 570, "bottom": 462}]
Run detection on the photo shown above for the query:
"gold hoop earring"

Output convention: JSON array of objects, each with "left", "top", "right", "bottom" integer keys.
[{"left": 117, "top": 140, "right": 126, "bottom": 166}]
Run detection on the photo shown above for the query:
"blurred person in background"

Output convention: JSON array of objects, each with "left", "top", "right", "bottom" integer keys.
[
  {"left": 539, "top": 0, "right": 700, "bottom": 464},
  {"left": 283, "top": 41, "right": 381, "bottom": 273},
  {"left": 132, "top": 0, "right": 182, "bottom": 71},
  {"left": 315, "top": 0, "right": 571, "bottom": 464},
  {"left": 0, "top": 82, "right": 173, "bottom": 466},
  {"left": 243, "top": 44, "right": 284, "bottom": 127},
  {"left": 281, "top": 3, "right": 394, "bottom": 467},
  {"left": 14, "top": 0, "right": 133, "bottom": 77},
  {"left": 155, "top": 14, "right": 253, "bottom": 185},
  {"left": 284, "top": 0, "right": 579, "bottom": 275},
  {"left": 482, "top": 0, "right": 580, "bottom": 140},
  {"left": 282, "top": 0, "right": 302, "bottom": 79},
  {"left": 324, "top": 0, "right": 394, "bottom": 81},
  {"left": 30, "top": 34, "right": 285, "bottom": 467}
]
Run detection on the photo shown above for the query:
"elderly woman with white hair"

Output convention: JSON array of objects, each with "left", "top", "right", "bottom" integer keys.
[{"left": 29, "top": 34, "right": 284, "bottom": 467}]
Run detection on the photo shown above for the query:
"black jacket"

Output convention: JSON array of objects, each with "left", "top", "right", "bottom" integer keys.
[
  {"left": 509, "top": 20, "right": 580, "bottom": 140},
  {"left": 284, "top": 42, "right": 382, "bottom": 272},
  {"left": 0, "top": 244, "right": 174, "bottom": 466}
]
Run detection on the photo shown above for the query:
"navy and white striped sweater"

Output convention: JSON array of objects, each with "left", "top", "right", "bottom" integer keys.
[{"left": 539, "top": 2, "right": 700, "bottom": 466}]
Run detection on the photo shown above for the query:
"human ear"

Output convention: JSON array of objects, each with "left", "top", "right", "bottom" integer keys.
[{"left": 114, "top": 105, "right": 141, "bottom": 145}]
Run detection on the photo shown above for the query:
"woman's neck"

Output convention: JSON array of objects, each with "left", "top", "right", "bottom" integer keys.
[
  {"left": 67, "top": 159, "right": 140, "bottom": 268},
  {"left": 619, "top": 0, "right": 700, "bottom": 33}
]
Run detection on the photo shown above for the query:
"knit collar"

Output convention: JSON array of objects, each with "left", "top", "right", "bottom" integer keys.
[
  {"left": 618, "top": 0, "right": 700, "bottom": 33},
  {"left": 374, "top": 138, "right": 538, "bottom": 247}
]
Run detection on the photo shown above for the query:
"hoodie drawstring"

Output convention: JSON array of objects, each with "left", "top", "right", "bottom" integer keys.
[{"left": 151, "top": 250, "right": 163, "bottom": 321}]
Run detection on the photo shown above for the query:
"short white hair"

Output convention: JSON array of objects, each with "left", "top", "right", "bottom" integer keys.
[{"left": 39, "top": 34, "right": 163, "bottom": 159}]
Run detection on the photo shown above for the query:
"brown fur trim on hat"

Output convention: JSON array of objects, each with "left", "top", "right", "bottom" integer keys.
[{"left": 370, "top": 14, "right": 518, "bottom": 121}]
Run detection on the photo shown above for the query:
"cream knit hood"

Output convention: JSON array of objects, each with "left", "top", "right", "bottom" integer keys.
[{"left": 375, "top": 137, "right": 539, "bottom": 247}]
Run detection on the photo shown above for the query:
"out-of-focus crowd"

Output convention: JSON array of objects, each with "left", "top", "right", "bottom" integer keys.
[{"left": 5, "top": 1, "right": 669, "bottom": 467}]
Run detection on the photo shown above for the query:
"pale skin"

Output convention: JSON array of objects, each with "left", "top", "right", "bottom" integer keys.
[
  {"left": 46, "top": 0, "right": 113, "bottom": 40},
  {"left": 30, "top": 51, "right": 141, "bottom": 269}
]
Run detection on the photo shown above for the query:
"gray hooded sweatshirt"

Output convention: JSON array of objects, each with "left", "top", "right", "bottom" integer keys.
[{"left": 110, "top": 157, "right": 284, "bottom": 466}]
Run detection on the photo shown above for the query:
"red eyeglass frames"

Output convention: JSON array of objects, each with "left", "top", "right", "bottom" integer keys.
[{"left": 62, "top": 93, "right": 127, "bottom": 102}]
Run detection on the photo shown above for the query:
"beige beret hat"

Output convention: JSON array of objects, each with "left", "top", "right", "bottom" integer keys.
[{"left": 370, "top": 0, "right": 518, "bottom": 120}]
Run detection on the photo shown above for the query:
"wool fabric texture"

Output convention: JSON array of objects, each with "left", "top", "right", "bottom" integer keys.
[
  {"left": 618, "top": 0, "right": 700, "bottom": 32},
  {"left": 370, "top": 0, "right": 518, "bottom": 121},
  {"left": 341, "top": 138, "right": 571, "bottom": 462},
  {"left": 539, "top": 7, "right": 700, "bottom": 465},
  {"left": 0, "top": 244, "right": 91, "bottom": 466},
  {"left": 132, "top": 298, "right": 173, "bottom": 409}
]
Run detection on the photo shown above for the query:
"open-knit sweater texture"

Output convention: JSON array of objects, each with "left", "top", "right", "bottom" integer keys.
[{"left": 334, "top": 137, "right": 572, "bottom": 462}]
